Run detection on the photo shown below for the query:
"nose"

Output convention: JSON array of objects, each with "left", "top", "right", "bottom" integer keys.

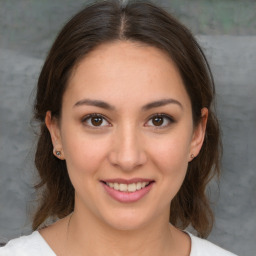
[{"left": 108, "top": 125, "right": 147, "bottom": 172}]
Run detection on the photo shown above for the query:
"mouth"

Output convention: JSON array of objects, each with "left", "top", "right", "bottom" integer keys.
[
  {"left": 100, "top": 178, "right": 155, "bottom": 203},
  {"left": 101, "top": 180, "right": 154, "bottom": 193}
]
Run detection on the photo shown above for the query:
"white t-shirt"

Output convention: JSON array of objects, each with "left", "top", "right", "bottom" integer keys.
[{"left": 0, "top": 231, "right": 238, "bottom": 256}]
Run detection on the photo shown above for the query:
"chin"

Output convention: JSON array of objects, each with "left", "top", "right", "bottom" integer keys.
[{"left": 99, "top": 209, "right": 151, "bottom": 231}]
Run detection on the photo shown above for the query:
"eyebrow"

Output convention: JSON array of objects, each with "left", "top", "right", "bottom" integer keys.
[
  {"left": 73, "top": 98, "right": 183, "bottom": 111},
  {"left": 73, "top": 99, "right": 115, "bottom": 110},
  {"left": 141, "top": 98, "right": 183, "bottom": 111}
]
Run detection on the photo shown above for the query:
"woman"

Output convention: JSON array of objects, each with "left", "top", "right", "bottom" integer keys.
[{"left": 0, "top": 0, "right": 238, "bottom": 255}]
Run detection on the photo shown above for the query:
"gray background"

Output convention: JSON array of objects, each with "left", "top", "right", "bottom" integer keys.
[{"left": 0, "top": 0, "right": 255, "bottom": 255}]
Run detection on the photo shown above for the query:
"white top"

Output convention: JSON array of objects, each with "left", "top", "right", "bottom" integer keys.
[{"left": 0, "top": 231, "right": 238, "bottom": 256}]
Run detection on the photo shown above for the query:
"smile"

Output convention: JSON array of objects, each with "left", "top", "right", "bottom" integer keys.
[
  {"left": 101, "top": 179, "right": 154, "bottom": 203},
  {"left": 105, "top": 182, "right": 150, "bottom": 192}
]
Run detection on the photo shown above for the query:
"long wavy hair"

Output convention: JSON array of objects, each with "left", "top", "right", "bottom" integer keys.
[{"left": 33, "top": 0, "right": 221, "bottom": 238}]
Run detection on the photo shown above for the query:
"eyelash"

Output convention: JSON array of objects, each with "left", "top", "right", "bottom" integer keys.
[
  {"left": 81, "top": 113, "right": 175, "bottom": 128},
  {"left": 82, "top": 113, "right": 111, "bottom": 128},
  {"left": 145, "top": 113, "right": 175, "bottom": 128}
]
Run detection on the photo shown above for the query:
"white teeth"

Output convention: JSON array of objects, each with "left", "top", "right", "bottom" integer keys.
[
  {"left": 128, "top": 183, "right": 136, "bottom": 192},
  {"left": 114, "top": 183, "right": 119, "bottom": 190},
  {"left": 119, "top": 184, "right": 127, "bottom": 192},
  {"left": 106, "top": 181, "right": 150, "bottom": 192},
  {"left": 136, "top": 183, "right": 142, "bottom": 190}
]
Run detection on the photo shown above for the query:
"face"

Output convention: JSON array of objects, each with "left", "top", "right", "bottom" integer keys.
[{"left": 46, "top": 41, "right": 207, "bottom": 230}]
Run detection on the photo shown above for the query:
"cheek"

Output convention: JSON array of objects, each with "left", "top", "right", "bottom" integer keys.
[
  {"left": 148, "top": 131, "right": 191, "bottom": 172},
  {"left": 61, "top": 129, "right": 110, "bottom": 177},
  {"left": 61, "top": 133, "right": 111, "bottom": 202},
  {"left": 147, "top": 129, "right": 192, "bottom": 196}
]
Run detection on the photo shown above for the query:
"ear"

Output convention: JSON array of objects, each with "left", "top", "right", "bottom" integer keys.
[
  {"left": 188, "top": 108, "right": 208, "bottom": 162},
  {"left": 45, "top": 111, "right": 65, "bottom": 160}
]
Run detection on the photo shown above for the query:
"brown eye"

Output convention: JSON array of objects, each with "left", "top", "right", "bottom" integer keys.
[
  {"left": 91, "top": 116, "right": 103, "bottom": 126},
  {"left": 152, "top": 116, "right": 164, "bottom": 126},
  {"left": 146, "top": 114, "right": 174, "bottom": 128},
  {"left": 83, "top": 114, "right": 110, "bottom": 128}
]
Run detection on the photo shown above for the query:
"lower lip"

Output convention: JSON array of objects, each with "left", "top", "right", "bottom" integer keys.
[{"left": 102, "top": 182, "right": 154, "bottom": 203}]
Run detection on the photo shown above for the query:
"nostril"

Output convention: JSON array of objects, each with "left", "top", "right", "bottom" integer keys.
[{"left": 108, "top": 153, "right": 148, "bottom": 172}]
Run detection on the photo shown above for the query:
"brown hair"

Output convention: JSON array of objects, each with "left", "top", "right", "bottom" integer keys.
[{"left": 33, "top": 0, "right": 221, "bottom": 238}]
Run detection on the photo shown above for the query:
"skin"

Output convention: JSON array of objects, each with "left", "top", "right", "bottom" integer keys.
[{"left": 43, "top": 41, "right": 208, "bottom": 256}]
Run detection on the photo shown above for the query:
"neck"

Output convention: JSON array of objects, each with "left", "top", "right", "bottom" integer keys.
[{"left": 65, "top": 205, "right": 188, "bottom": 256}]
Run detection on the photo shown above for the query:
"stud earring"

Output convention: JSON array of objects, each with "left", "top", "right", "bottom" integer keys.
[
  {"left": 56, "top": 151, "right": 61, "bottom": 156},
  {"left": 190, "top": 154, "right": 194, "bottom": 159}
]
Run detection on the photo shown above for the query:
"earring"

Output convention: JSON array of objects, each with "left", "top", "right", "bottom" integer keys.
[
  {"left": 190, "top": 154, "right": 194, "bottom": 159},
  {"left": 55, "top": 150, "right": 61, "bottom": 156}
]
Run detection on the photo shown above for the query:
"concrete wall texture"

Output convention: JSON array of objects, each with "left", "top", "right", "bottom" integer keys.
[{"left": 0, "top": 1, "right": 255, "bottom": 255}]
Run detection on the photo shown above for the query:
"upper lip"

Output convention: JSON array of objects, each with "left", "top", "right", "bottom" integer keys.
[{"left": 101, "top": 178, "right": 154, "bottom": 184}]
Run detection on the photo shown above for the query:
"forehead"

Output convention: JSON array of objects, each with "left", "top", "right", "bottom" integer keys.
[{"left": 64, "top": 41, "right": 191, "bottom": 109}]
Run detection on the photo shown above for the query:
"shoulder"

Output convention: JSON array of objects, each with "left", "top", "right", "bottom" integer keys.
[
  {"left": 0, "top": 231, "right": 56, "bottom": 256},
  {"left": 188, "top": 232, "right": 238, "bottom": 256}
]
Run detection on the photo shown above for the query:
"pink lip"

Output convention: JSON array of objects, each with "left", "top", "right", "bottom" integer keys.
[{"left": 101, "top": 179, "right": 154, "bottom": 203}]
